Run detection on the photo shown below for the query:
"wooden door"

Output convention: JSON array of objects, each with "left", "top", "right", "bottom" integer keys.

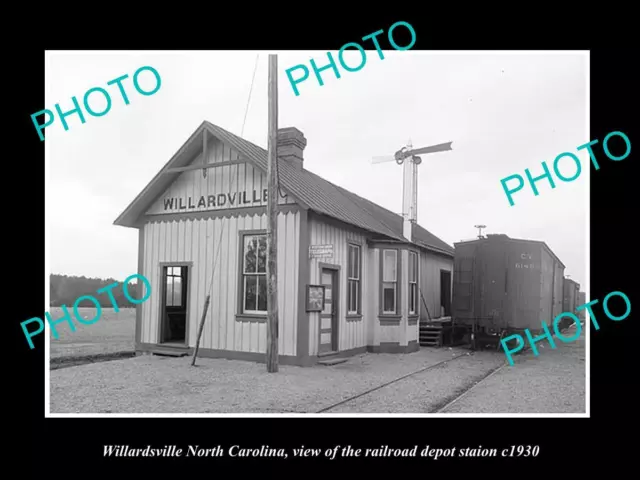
[{"left": 319, "top": 269, "right": 338, "bottom": 354}]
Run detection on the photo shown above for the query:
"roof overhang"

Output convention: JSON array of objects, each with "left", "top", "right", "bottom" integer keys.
[{"left": 113, "top": 123, "right": 208, "bottom": 228}]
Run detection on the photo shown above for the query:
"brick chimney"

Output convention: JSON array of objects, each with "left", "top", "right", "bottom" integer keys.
[{"left": 277, "top": 127, "right": 307, "bottom": 170}]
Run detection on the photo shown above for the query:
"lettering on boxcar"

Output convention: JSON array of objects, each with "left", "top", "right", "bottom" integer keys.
[{"left": 515, "top": 263, "right": 535, "bottom": 269}]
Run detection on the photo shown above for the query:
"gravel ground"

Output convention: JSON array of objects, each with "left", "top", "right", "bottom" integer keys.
[
  {"left": 440, "top": 327, "right": 586, "bottom": 414},
  {"left": 50, "top": 347, "right": 467, "bottom": 414},
  {"left": 325, "top": 351, "right": 505, "bottom": 413},
  {"left": 49, "top": 325, "right": 585, "bottom": 414},
  {"left": 48, "top": 307, "right": 135, "bottom": 359}
]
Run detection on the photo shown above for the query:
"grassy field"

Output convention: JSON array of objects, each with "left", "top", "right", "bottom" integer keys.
[{"left": 48, "top": 307, "right": 135, "bottom": 360}]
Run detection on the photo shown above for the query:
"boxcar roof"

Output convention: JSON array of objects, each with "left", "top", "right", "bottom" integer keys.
[
  {"left": 114, "top": 121, "right": 454, "bottom": 257},
  {"left": 454, "top": 234, "right": 565, "bottom": 268}
]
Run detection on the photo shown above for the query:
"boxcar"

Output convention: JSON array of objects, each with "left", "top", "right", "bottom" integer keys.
[
  {"left": 451, "top": 234, "right": 565, "bottom": 349},
  {"left": 561, "top": 278, "right": 581, "bottom": 329},
  {"left": 576, "top": 291, "right": 586, "bottom": 322}
]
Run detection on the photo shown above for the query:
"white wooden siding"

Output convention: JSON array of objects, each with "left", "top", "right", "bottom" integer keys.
[
  {"left": 366, "top": 248, "right": 378, "bottom": 346},
  {"left": 379, "top": 325, "right": 399, "bottom": 343},
  {"left": 140, "top": 211, "right": 300, "bottom": 356},
  {"left": 419, "top": 251, "right": 454, "bottom": 321},
  {"left": 307, "top": 217, "right": 368, "bottom": 356},
  {"left": 407, "top": 323, "right": 418, "bottom": 342},
  {"left": 146, "top": 137, "right": 294, "bottom": 216}
]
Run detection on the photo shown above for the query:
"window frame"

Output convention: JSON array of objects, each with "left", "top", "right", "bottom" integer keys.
[
  {"left": 157, "top": 261, "right": 192, "bottom": 347},
  {"left": 380, "top": 248, "right": 399, "bottom": 315},
  {"left": 409, "top": 250, "right": 419, "bottom": 316},
  {"left": 440, "top": 269, "right": 452, "bottom": 317},
  {"left": 239, "top": 231, "right": 268, "bottom": 316},
  {"left": 165, "top": 265, "right": 185, "bottom": 307},
  {"left": 347, "top": 243, "right": 362, "bottom": 316}
]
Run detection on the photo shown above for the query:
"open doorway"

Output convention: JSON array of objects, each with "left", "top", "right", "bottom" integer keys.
[
  {"left": 440, "top": 269, "right": 452, "bottom": 317},
  {"left": 160, "top": 264, "right": 189, "bottom": 345}
]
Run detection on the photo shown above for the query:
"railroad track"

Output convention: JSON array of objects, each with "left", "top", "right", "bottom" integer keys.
[
  {"left": 431, "top": 362, "right": 507, "bottom": 413},
  {"left": 315, "top": 349, "right": 514, "bottom": 414},
  {"left": 316, "top": 352, "right": 475, "bottom": 414}
]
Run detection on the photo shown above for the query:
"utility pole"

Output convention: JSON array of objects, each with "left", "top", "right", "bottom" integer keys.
[
  {"left": 474, "top": 224, "right": 486, "bottom": 239},
  {"left": 266, "top": 54, "right": 279, "bottom": 373}
]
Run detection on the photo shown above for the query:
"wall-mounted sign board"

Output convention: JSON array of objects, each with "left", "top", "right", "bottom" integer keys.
[
  {"left": 306, "top": 285, "right": 325, "bottom": 312},
  {"left": 309, "top": 244, "right": 333, "bottom": 258}
]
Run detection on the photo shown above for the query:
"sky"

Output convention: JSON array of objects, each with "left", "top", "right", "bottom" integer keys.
[{"left": 45, "top": 50, "right": 588, "bottom": 287}]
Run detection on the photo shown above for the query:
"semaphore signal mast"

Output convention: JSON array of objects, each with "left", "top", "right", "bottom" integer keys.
[{"left": 372, "top": 139, "right": 453, "bottom": 241}]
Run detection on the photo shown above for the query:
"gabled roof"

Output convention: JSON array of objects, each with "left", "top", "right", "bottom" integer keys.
[{"left": 114, "top": 121, "right": 454, "bottom": 257}]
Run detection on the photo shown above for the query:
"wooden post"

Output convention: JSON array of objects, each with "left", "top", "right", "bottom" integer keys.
[
  {"left": 266, "top": 54, "right": 279, "bottom": 373},
  {"left": 202, "top": 130, "right": 208, "bottom": 178},
  {"left": 191, "top": 294, "right": 211, "bottom": 366}
]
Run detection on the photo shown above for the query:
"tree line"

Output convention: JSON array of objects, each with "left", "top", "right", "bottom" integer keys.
[{"left": 50, "top": 274, "right": 142, "bottom": 308}]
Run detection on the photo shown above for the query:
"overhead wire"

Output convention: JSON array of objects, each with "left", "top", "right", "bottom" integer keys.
[
  {"left": 204, "top": 54, "right": 261, "bottom": 300},
  {"left": 240, "top": 54, "right": 260, "bottom": 138}
]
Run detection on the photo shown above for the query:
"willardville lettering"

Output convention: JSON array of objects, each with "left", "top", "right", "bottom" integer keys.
[
  {"left": 104, "top": 445, "right": 185, "bottom": 457},
  {"left": 163, "top": 189, "right": 268, "bottom": 211}
]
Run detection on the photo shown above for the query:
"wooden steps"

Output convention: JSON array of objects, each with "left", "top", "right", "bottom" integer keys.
[
  {"left": 317, "top": 357, "right": 348, "bottom": 366},
  {"left": 419, "top": 322, "right": 444, "bottom": 347},
  {"left": 149, "top": 345, "right": 189, "bottom": 357}
]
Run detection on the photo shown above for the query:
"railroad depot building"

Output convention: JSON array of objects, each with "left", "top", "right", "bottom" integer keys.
[{"left": 114, "top": 121, "right": 454, "bottom": 366}]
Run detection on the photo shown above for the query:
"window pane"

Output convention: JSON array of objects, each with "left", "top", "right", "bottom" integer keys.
[
  {"left": 244, "top": 237, "right": 257, "bottom": 273},
  {"left": 258, "top": 275, "right": 267, "bottom": 311},
  {"left": 166, "top": 276, "right": 173, "bottom": 306},
  {"left": 410, "top": 285, "right": 416, "bottom": 313},
  {"left": 257, "top": 235, "right": 267, "bottom": 273},
  {"left": 354, "top": 281, "right": 358, "bottom": 312},
  {"left": 353, "top": 282, "right": 358, "bottom": 312},
  {"left": 348, "top": 246, "right": 354, "bottom": 278},
  {"left": 383, "top": 250, "right": 396, "bottom": 282},
  {"left": 409, "top": 253, "right": 415, "bottom": 281},
  {"left": 413, "top": 254, "right": 418, "bottom": 282},
  {"left": 245, "top": 275, "right": 257, "bottom": 311},
  {"left": 173, "top": 278, "right": 182, "bottom": 306},
  {"left": 348, "top": 280, "right": 355, "bottom": 312},
  {"left": 354, "top": 246, "right": 360, "bottom": 280},
  {"left": 383, "top": 283, "right": 395, "bottom": 312}
]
